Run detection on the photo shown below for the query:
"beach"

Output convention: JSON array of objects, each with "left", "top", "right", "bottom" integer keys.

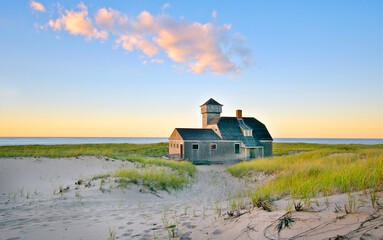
[{"left": 1, "top": 154, "right": 382, "bottom": 239}]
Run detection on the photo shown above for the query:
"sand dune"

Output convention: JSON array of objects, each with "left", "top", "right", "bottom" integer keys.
[{"left": 1, "top": 157, "right": 382, "bottom": 239}]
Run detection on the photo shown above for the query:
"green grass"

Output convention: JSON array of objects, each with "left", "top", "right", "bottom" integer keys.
[
  {"left": 113, "top": 155, "right": 196, "bottom": 177},
  {"left": 228, "top": 143, "right": 383, "bottom": 203},
  {"left": 115, "top": 167, "right": 190, "bottom": 191},
  {"left": 0, "top": 142, "right": 168, "bottom": 158}
]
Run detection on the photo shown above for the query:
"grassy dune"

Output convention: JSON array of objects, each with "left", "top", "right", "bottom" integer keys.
[
  {"left": 0, "top": 142, "right": 196, "bottom": 191},
  {"left": 0, "top": 142, "right": 168, "bottom": 158},
  {"left": 115, "top": 167, "right": 190, "bottom": 191},
  {"left": 228, "top": 143, "right": 383, "bottom": 205}
]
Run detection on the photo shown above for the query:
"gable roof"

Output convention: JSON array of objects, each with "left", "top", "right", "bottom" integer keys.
[
  {"left": 172, "top": 128, "right": 221, "bottom": 140},
  {"left": 200, "top": 98, "right": 223, "bottom": 107},
  {"left": 211, "top": 117, "right": 273, "bottom": 141},
  {"left": 242, "top": 117, "right": 273, "bottom": 140}
]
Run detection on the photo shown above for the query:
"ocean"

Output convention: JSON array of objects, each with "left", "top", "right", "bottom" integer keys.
[{"left": 0, "top": 137, "right": 382, "bottom": 146}]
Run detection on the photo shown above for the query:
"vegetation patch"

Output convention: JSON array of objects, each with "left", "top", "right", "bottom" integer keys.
[
  {"left": 228, "top": 143, "right": 383, "bottom": 207},
  {"left": 114, "top": 167, "right": 191, "bottom": 191},
  {"left": 0, "top": 142, "right": 168, "bottom": 158},
  {"left": 0, "top": 142, "right": 196, "bottom": 191}
]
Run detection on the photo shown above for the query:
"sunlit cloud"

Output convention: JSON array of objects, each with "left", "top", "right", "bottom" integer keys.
[
  {"left": 48, "top": 3, "right": 107, "bottom": 40},
  {"left": 95, "top": 8, "right": 128, "bottom": 34},
  {"left": 38, "top": 3, "right": 252, "bottom": 74},
  {"left": 30, "top": 1, "right": 46, "bottom": 12}
]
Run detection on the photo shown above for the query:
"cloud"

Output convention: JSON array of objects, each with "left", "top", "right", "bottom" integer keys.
[
  {"left": 116, "top": 35, "right": 159, "bottom": 57},
  {"left": 95, "top": 8, "right": 128, "bottom": 33},
  {"left": 41, "top": 3, "right": 252, "bottom": 74},
  {"left": 30, "top": 1, "right": 45, "bottom": 12},
  {"left": 162, "top": 3, "right": 170, "bottom": 10},
  {"left": 48, "top": 3, "right": 107, "bottom": 40}
]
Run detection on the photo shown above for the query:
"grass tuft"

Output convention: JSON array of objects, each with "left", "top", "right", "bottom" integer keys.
[{"left": 228, "top": 143, "right": 383, "bottom": 205}]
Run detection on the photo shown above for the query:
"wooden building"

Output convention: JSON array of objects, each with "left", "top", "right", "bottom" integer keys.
[{"left": 169, "top": 98, "right": 273, "bottom": 164}]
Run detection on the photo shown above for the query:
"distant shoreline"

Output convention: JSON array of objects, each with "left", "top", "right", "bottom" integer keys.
[{"left": 0, "top": 137, "right": 382, "bottom": 146}]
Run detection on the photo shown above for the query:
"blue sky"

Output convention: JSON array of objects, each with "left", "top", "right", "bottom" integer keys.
[{"left": 0, "top": 0, "right": 382, "bottom": 137}]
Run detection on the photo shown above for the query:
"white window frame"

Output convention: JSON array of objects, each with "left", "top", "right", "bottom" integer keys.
[
  {"left": 210, "top": 143, "right": 217, "bottom": 151},
  {"left": 192, "top": 143, "right": 199, "bottom": 150}
]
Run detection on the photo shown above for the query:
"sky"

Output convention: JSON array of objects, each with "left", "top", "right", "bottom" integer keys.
[{"left": 0, "top": 0, "right": 382, "bottom": 138}]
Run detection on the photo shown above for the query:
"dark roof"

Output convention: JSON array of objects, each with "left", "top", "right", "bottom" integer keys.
[
  {"left": 200, "top": 98, "right": 223, "bottom": 107},
  {"left": 212, "top": 117, "right": 273, "bottom": 141},
  {"left": 241, "top": 136, "right": 262, "bottom": 147},
  {"left": 243, "top": 117, "right": 273, "bottom": 141},
  {"left": 175, "top": 128, "right": 221, "bottom": 140},
  {"left": 238, "top": 119, "right": 252, "bottom": 130}
]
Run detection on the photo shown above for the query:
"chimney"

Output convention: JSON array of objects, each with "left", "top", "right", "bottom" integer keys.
[{"left": 236, "top": 109, "right": 242, "bottom": 118}]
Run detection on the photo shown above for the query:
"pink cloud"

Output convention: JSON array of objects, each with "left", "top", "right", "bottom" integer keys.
[
  {"left": 30, "top": 1, "right": 45, "bottom": 12},
  {"left": 95, "top": 8, "right": 128, "bottom": 33},
  {"left": 41, "top": 4, "right": 252, "bottom": 74},
  {"left": 48, "top": 3, "right": 107, "bottom": 40}
]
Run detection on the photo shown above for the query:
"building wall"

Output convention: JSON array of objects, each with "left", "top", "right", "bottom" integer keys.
[
  {"left": 183, "top": 141, "right": 245, "bottom": 164},
  {"left": 169, "top": 140, "right": 184, "bottom": 159},
  {"left": 201, "top": 105, "right": 222, "bottom": 128},
  {"left": 261, "top": 141, "right": 273, "bottom": 157}
]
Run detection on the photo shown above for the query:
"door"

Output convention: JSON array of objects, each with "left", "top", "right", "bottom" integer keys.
[
  {"left": 249, "top": 148, "right": 255, "bottom": 159},
  {"left": 180, "top": 144, "right": 184, "bottom": 159}
]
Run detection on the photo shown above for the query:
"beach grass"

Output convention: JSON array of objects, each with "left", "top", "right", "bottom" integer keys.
[
  {"left": 227, "top": 144, "right": 383, "bottom": 204},
  {"left": 115, "top": 167, "right": 190, "bottom": 191},
  {"left": 0, "top": 142, "right": 168, "bottom": 158},
  {"left": 0, "top": 142, "right": 196, "bottom": 190}
]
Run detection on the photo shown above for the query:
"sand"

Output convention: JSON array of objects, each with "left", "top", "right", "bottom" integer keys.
[{"left": 1, "top": 157, "right": 382, "bottom": 240}]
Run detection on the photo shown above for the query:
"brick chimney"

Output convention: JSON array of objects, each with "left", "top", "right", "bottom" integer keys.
[{"left": 236, "top": 109, "right": 242, "bottom": 118}]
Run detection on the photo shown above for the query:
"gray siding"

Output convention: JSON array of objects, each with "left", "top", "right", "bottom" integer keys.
[
  {"left": 182, "top": 141, "right": 245, "bottom": 164},
  {"left": 261, "top": 141, "right": 273, "bottom": 158}
]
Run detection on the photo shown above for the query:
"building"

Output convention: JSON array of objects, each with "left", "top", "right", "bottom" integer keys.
[{"left": 169, "top": 98, "right": 273, "bottom": 164}]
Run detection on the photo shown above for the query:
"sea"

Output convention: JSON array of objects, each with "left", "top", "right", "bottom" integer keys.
[{"left": 0, "top": 137, "right": 382, "bottom": 146}]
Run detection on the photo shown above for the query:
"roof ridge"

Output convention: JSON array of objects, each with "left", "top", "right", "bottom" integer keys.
[{"left": 200, "top": 98, "right": 223, "bottom": 106}]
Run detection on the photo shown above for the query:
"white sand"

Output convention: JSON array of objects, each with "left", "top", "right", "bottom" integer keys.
[{"left": 1, "top": 157, "right": 382, "bottom": 240}]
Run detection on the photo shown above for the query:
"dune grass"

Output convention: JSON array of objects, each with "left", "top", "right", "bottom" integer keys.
[
  {"left": 112, "top": 155, "right": 196, "bottom": 177},
  {"left": 115, "top": 167, "right": 190, "bottom": 191},
  {"left": 227, "top": 143, "right": 383, "bottom": 204},
  {"left": 0, "top": 142, "right": 196, "bottom": 190},
  {"left": 0, "top": 142, "right": 168, "bottom": 158}
]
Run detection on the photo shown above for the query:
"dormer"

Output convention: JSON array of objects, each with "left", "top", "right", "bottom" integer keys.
[{"left": 237, "top": 110, "right": 253, "bottom": 136}]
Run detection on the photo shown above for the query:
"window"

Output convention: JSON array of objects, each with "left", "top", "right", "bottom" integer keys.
[
  {"left": 243, "top": 130, "right": 252, "bottom": 136},
  {"left": 177, "top": 144, "right": 179, "bottom": 148},
  {"left": 192, "top": 144, "right": 199, "bottom": 150},
  {"left": 210, "top": 144, "right": 217, "bottom": 150},
  {"left": 235, "top": 143, "right": 240, "bottom": 154}
]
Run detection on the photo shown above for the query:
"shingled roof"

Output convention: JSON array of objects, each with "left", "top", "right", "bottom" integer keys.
[
  {"left": 200, "top": 98, "right": 223, "bottom": 107},
  {"left": 210, "top": 117, "right": 273, "bottom": 141},
  {"left": 175, "top": 128, "right": 221, "bottom": 140}
]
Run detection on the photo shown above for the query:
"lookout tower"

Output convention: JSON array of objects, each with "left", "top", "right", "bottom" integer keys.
[{"left": 200, "top": 98, "right": 223, "bottom": 128}]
